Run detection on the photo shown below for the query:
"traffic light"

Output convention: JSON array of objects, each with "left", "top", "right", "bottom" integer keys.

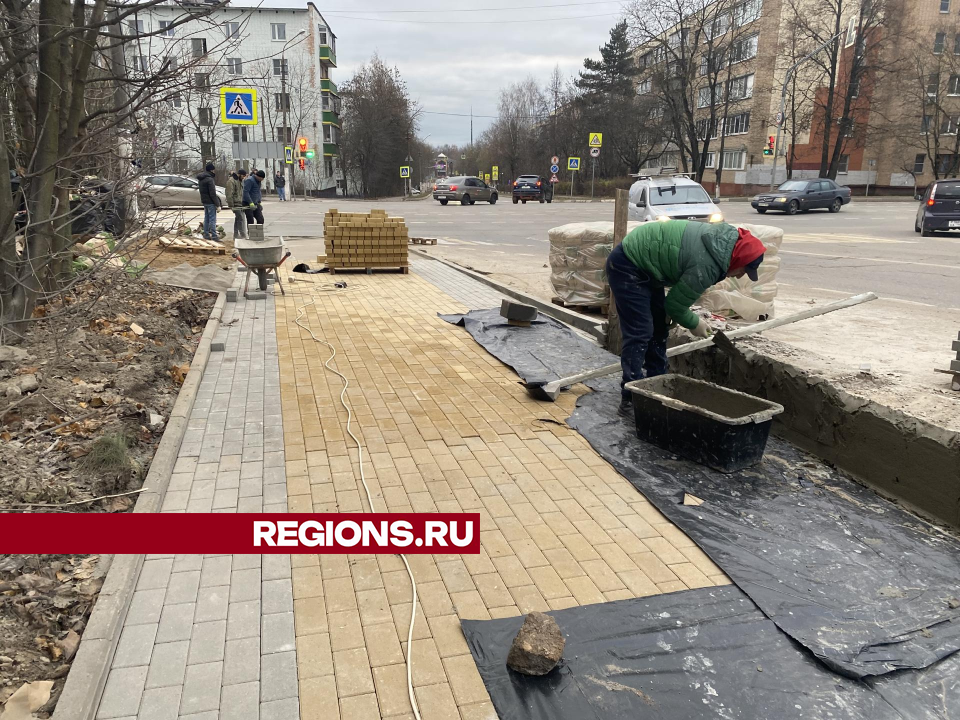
[
  {"left": 298, "top": 158, "right": 306, "bottom": 171},
  {"left": 298, "top": 137, "right": 308, "bottom": 154},
  {"left": 763, "top": 135, "right": 775, "bottom": 156},
  {"left": 305, "top": 149, "right": 315, "bottom": 159}
]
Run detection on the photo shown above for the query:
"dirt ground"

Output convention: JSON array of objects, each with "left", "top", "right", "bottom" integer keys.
[
  {"left": 0, "top": 269, "right": 216, "bottom": 714},
  {"left": 421, "top": 246, "right": 960, "bottom": 432}
]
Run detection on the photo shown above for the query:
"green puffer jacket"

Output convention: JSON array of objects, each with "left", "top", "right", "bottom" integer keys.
[
  {"left": 620, "top": 220, "right": 739, "bottom": 330},
  {"left": 225, "top": 176, "right": 242, "bottom": 208}
]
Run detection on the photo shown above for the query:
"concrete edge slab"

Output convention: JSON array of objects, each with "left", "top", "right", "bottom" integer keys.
[
  {"left": 52, "top": 288, "right": 229, "bottom": 720},
  {"left": 409, "top": 249, "right": 607, "bottom": 341}
]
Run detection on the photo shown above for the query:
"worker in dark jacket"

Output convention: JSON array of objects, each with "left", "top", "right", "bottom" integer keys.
[
  {"left": 242, "top": 170, "right": 265, "bottom": 226},
  {"left": 197, "top": 162, "right": 219, "bottom": 242},
  {"left": 225, "top": 169, "right": 247, "bottom": 239},
  {"left": 275, "top": 170, "right": 286, "bottom": 201},
  {"left": 607, "top": 220, "right": 765, "bottom": 416}
]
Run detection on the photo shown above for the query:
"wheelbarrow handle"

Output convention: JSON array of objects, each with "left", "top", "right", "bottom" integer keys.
[
  {"left": 232, "top": 251, "right": 249, "bottom": 268},
  {"left": 276, "top": 251, "right": 292, "bottom": 267}
]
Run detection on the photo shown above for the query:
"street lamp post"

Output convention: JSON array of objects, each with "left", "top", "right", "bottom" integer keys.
[
  {"left": 281, "top": 29, "right": 306, "bottom": 200},
  {"left": 418, "top": 134, "right": 432, "bottom": 191},
  {"left": 770, "top": 29, "right": 845, "bottom": 190}
]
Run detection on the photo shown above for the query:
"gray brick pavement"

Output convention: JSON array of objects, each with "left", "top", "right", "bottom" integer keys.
[{"left": 96, "top": 286, "right": 298, "bottom": 720}]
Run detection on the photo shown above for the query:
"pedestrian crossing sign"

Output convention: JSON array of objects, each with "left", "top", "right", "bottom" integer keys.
[
  {"left": 589, "top": 132, "right": 603, "bottom": 147},
  {"left": 568, "top": 157, "right": 581, "bottom": 171},
  {"left": 400, "top": 166, "right": 411, "bottom": 178},
  {"left": 284, "top": 146, "right": 293, "bottom": 164},
  {"left": 220, "top": 87, "right": 258, "bottom": 125}
]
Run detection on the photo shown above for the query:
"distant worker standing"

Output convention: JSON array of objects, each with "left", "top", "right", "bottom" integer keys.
[
  {"left": 243, "top": 169, "right": 265, "bottom": 227},
  {"left": 225, "top": 169, "right": 247, "bottom": 240},
  {"left": 197, "top": 162, "right": 219, "bottom": 243},
  {"left": 275, "top": 170, "right": 286, "bottom": 201},
  {"left": 607, "top": 220, "right": 765, "bottom": 416}
]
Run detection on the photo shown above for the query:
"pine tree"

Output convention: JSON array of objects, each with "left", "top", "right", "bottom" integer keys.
[{"left": 577, "top": 21, "right": 636, "bottom": 97}]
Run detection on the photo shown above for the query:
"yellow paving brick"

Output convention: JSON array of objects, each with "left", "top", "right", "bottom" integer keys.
[
  {"left": 293, "top": 566, "right": 324, "bottom": 600},
  {"left": 579, "top": 559, "right": 626, "bottom": 592},
  {"left": 414, "top": 683, "right": 460, "bottom": 720},
  {"left": 400, "top": 637, "right": 447, "bottom": 687},
  {"left": 391, "top": 602, "right": 433, "bottom": 641},
  {"left": 604, "top": 527, "right": 651, "bottom": 556},
  {"left": 323, "top": 576, "right": 359, "bottom": 612},
  {"left": 294, "top": 597, "right": 327, "bottom": 635},
  {"left": 547, "top": 596, "right": 579, "bottom": 611},
  {"left": 427, "top": 614, "right": 470, "bottom": 658},
  {"left": 618, "top": 569, "right": 659, "bottom": 597},
  {"left": 509, "top": 585, "right": 549, "bottom": 614},
  {"left": 442, "top": 655, "right": 491, "bottom": 706},
  {"left": 436, "top": 559, "right": 477, "bottom": 595},
  {"left": 321, "top": 553, "right": 352, "bottom": 579},
  {"left": 680, "top": 544, "right": 722, "bottom": 576},
  {"left": 472, "top": 573, "right": 514, "bottom": 608},
  {"left": 527, "top": 566, "right": 569, "bottom": 600},
  {"left": 594, "top": 543, "right": 640, "bottom": 574},
  {"left": 669, "top": 562, "right": 714, "bottom": 589},
  {"left": 658, "top": 523, "right": 697, "bottom": 548},
  {"left": 333, "top": 647, "right": 375, "bottom": 697},
  {"left": 351, "top": 558, "right": 384, "bottom": 591},
  {"left": 404, "top": 554, "right": 442, "bottom": 583},
  {"left": 458, "top": 700, "right": 499, "bottom": 720},
  {"left": 373, "top": 663, "right": 414, "bottom": 717},
  {"left": 339, "top": 692, "right": 380, "bottom": 719},
  {"left": 415, "top": 580, "right": 455, "bottom": 618},
  {"left": 604, "top": 589, "right": 636, "bottom": 601},
  {"left": 560, "top": 534, "right": 601, "bottom": 563},
  {"left": 488, "top": 605, "right": 521, "bottom": 619},
  {"left": 448, "top": 590, "right": 491, "bottom": 620},
  {"left": 641, "top": 536, "right": 688, "bottom": 565},
  {"left": 357, "top": 588, "right": 394, "bottom": 625},
  {"left": 300, "top": 675, "right": 340, "bottom": 720},
  {"left": 657, "top": 580, "right": 688, "bottom": 593},
  {"left": 297, "top": 632, "right": 333, "bottom": 679},
  {"left": 630, "top": 551, "right": 679, "bottom": 584},
  {"left": 363, "top": 621, "right": 405, "bottom": 667},
  {"left": 328, "top": 609, "right": 365, "bottom": 652},
  {"left": 491, "top": 556, "right": 533, "bottom": 588},
  {"left": 564, "top": 575, "right": 606, "bottom": 605}
]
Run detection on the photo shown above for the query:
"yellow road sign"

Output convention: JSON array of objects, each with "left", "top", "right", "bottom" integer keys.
[
  {"left": 589, "top": 132, "right": 603, "bottom": 147},
  {"left": 492, "top": 166, "right": 499, "bottom": 181},
  {"left": 484, "top": 173, "right": 491, "bottom": 183}
]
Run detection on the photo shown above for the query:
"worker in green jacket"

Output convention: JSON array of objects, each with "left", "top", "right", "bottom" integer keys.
[
  {"left": 607, "top": 220, "right": 766, "bottom": 416},
  {"left": 225, "top": 169, "right": 247, "bottom": 240}
]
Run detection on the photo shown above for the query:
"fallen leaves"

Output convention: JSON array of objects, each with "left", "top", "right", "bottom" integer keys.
[{"left": 169, "top": 362, "right": 190, "bottom": 385}]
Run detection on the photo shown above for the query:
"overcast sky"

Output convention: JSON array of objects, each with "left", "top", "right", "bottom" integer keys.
[{"left": 250, "top": 0, "right": 627, "bottom": 145}]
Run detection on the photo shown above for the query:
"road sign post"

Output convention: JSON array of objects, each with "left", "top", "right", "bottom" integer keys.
[
  {"left": 567, "top": 157, "right": 581, "bottom": 198},
  {"left": 220, "top": 88, "right": 258, "bottom": 125}
]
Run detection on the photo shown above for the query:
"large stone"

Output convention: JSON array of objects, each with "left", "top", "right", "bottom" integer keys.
[
  {"left": 0, "top": 346, "right": 34, "bottom": 364},
  {"left": 500, "top": 299, "right": 538, "bottom": 323},
  {"left": 506, "top": 611, "right": 565, "bottom": 676}
]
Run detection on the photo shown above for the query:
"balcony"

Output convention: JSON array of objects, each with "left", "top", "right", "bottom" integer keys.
[
  {"left": 319, "top": 45, "right": 337, "bottom": 67},
  {"left": 322, "top": 110, "right": 340, "bottom": 127},
  {"left": 323, "top": 142, "right": 339, "bottom": 156},
  {"left": 321, "top": 78, "right": 338, "bottom": 94}
]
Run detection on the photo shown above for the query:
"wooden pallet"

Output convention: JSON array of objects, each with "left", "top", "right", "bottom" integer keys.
[
  {"left": 329, "top": 265, "right": 410, "bottom": 275},
  {"left": 160, "top": 236, "right": 226, "bottom": 255},
  {"left": 409, "top": 237, "right": 438, "bottom": 245},
  {"left": 551, "top": 297, "right": 608, "bottom": 316}
]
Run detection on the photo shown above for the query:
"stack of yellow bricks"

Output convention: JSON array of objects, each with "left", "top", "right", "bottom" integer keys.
[{"left": 322, "top": 208, "right": 409, "bottom": 273}]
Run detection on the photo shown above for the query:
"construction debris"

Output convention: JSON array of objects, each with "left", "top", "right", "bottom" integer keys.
[
  {"left": 506, "top": 611, "right": 565, "bottom": 676},
  {"left": 145, "top": 262, "right": 234, "bottom": 293},
  {"left": 159, "top": 236, "right": 226, "bottom": 255},
  {"left": 323, "top": 209, "right": 409, "bottom": 272},
  {"left": 0, "top": 680, "right": 54, "bottom": 720},
  {"left": 682, "top": 493, "right": 705, "bottom": 506}
]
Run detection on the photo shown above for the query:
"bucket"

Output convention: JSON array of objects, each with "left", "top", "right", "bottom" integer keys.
[{"left": 625, "top": 374, "right": 784, "bottom": 473}]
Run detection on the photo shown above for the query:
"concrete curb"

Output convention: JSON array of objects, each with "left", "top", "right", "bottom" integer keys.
[
  {"left": 52, "top": 286, "right": 230, "bottom": 720},
  {"left": 410, "top": 249, "right": 607, "bottom": 341}
]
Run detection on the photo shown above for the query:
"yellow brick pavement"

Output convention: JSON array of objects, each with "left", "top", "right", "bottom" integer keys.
[{"left": 275, "top": 270, "right": 729, "bottom": 720}]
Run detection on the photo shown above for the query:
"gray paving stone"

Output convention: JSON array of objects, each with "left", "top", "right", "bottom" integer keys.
[
  {"left": 215, "top": 470, "right": 241, "bottom": 490},
  {"left": 232, "top": 554, "right": 261, "bottom": 570},
  {"left": 126, "top": 589, "right": 167, "bottom": 626},
  {"left": 156, "top": 603, "right": 196, "bottom": 643},
  {"left": 260, "top": 697, "right": 299, "bottom": 720},
  {"left": 221, "top": 441, "right": 244, "bottom": 458},
  {"left": 138, "top": 685, "right": 182, "bottom": 720},
  {"left": 178, "top": 712, "right": 219, "bottom": 720},
  {"left": 212, "top": 488, "right": 239, "bottom": 510},
  {"left": 219, "top": 455, "right": 243, "bottom": 472},
  {"left": 113, "top": 623, "right": 159, "bottom": 669},
  {"left": 262, "top": 502, "right": 286, "bottom": 513},
  {"left": 167, "top": 473, "right": 196, "bottom": 493},
  {"left": 173, "top": 457, "right": 199, "bottom": 475},
  {"left": 260, "top": 651, "right": 298, "bottom": 702},
  {"left": 166, "top": 571, "right": 201, "bottom": 605},
  {"left": 178, "top": 442, "right": 202, "bottom": 458},
  {"left": 188, "top": 620, "right": 227, "bottom": 665},
  {"left": 262, "top": 484, "right": 286, "bottom": 506},
  {"left": 238, "top": 477, "right": 263, "bottom": 499},
  {"left": 137, "top": 559, "right": 174, "bottom": 592},
  {"left": 237, "top": 496, "right": 263, "bottom": 513},
  {"left": 200, "top": 556, "right": 232, "bottom": 588},
  {"left": 179, "top": 661, "right": 223, "bottom": 716},
  {"left": 194, "top": 585, "right": 230, "bottom": 623},
  {"left": 240, "top": 461, "right": 263, "bottom": 479},
  {"left": 260, "top": 579, "right": 293, "bottom": 615},
  {"left": 145, "top": 640, "right": 189, "bottom": 689},
  {"left": 161, "top": 491, "right": 190, "bottom": 512},
  {"left": 186, "top": 496, "right": 214, "bottom": 513},
  {"left": 241, "top": 445, "right": 264, "bottom": 462},
  {"left": 260, "top": 612, "right": 295, "bottom": 655},
  {"left": 225, "top": 600, "right": 260, "bottom": 641},
  {"left": 261, "top": 555, "right": 291, "bottom": 582},
  {"left": 97, "top": 665, "right": 148, "bottom": 719},
  {"left": 219, "top": 680, "right": 259, "bottom": 720},
  {"left": 223, "top": 637, "right": 260, "bottom": 685},
  {"left": 190, "top": 480, "right": 216, "bottom": 501},
  {"left": 229, "top": 568, "right": 261, "bottom": 603},
  {"left": 261, "top": 466, "right": 285, "bottom": 486},
  {"left": 173, "top": 555, "right": 204, "bottom": 573},
  {"left": 194, "top": 464, "right": 219, "bottom": 481},
  {"left": 262, "top": 452, "right": 284, "bottom": 469}
]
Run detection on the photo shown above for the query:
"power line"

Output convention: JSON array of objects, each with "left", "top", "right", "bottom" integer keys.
[
  {"left": 323, "top": 0, "right": 622, "bottom": 14},
  {"left": 322, "top": 11, "right": 621, "bottom": 24}
]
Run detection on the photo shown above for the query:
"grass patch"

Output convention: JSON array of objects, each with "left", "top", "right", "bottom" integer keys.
[{"left": 82, "top": 433, "right": 134, "bottom": 474}]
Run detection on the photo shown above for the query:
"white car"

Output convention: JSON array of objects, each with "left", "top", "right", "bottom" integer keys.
[
  {"left": 627, "top": 172, "right": 723, "bottom": 224},
  {"left": 140, "top": 174, "right": 227, "bottom": 209}
]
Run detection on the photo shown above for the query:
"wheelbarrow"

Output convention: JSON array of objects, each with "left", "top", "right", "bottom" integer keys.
[{"left": 232, "top": 236, "right": 291, "bottom": 296}]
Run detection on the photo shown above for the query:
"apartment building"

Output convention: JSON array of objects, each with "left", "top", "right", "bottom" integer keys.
[{"left": 126, "top": 1, "right": 340, "bottom": 193}]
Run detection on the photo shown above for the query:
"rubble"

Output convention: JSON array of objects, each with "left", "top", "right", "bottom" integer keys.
[{"left": 506, "top": 611, "right": 565, "bottom": 676}]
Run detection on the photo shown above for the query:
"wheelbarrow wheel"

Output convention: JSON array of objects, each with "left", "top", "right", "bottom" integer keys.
[{"left": 257, "top": 268, "right": 268, "bottom": 291}]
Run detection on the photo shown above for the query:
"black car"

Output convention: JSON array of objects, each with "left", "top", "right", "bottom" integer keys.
[
  {"left": 751, "top": 178, "right": 852, "bottom": 215},
  {"left": 512, "top": 175, "right": 553, "bottom": 204},
  {"left": 915, "top": 179, "right": 960, "bottom": 236}
]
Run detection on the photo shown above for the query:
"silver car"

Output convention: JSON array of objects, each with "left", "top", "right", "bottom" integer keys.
[
  {"left": 628, "top": 173, "right": 723, "bottom": 224},
  {"left": 433, "top": 176, "right": 498, "bottom": 206},
  {"left": 141, "top": 174, "right": 227, "bottom": 209}
]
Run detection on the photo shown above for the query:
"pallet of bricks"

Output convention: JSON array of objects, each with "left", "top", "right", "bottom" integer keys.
[{"left": 323, "top": 208, "right": 409, "bottom": 274}]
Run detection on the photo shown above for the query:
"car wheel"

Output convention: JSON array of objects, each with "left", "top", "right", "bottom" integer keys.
[
  {"left": 756, "top": 208, "right": 767, "bottom": 214},
  {"left": 921, "top": 223, "right": 934, "bottom": 237},
  {"left": 787, "top": 200, "right": 799, "bottom": 215},
  {"left": 461, "top": 194, "right": 471, "bottom": 205},
  {"left": 522, "top": 200, "right": 527, "bottom": 204},
  {"left": 489, "top": 193, "right": 497, "bottom": 204},
  {"left": 512, "top": 197, "right": 519, "bottom": 204},
  {"left": 439, "top": 199, "right": 448, "bottom": 206},
  {"left": 915, "top": 219, "right": 921, "bottom": 233},
  {"left": 829, "top": 198, "right": 842, "bottom": 213}
]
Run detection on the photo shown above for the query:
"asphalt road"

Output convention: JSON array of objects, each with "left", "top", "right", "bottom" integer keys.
[{"left": 262, "top": 195, "right": 960, "bottom": 309}]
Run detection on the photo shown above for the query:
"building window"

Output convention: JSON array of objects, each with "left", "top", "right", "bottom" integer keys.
[
  {"left": 195, "top": 73, "right": 209, "bottom": 89},
  {"left": 727, "top": 72, "right": 754, "bottom": 100},
  {"left": 322, "top": 95, "right": 330, "bottom": 110},
  {"left": 275, "top": 93, "right": 291, "bottom": 111},
  {"left": 318, "top": 25, "right": 328, "bottom": 44},
  {"left": 696, "top": 118, "right": 719, "bottom": 139},
  {"left": 697, "top": 85, "right": 720, "bottom": 108},
  {"left": 955, "top": 35, "right": 960, "bottom": 54},
  {"left": 721, "top": 150, "right": 746, "bottom": 170},
  {"left": 323, "top": 125, "right": 332, "bottom": 142},
  {"left": 937, "top": 153, "right": 959, "bottom": 173},
  {"left": 922, "top": 114, "right": 932, "bottom": 133},
  {"left": 942, "top": 116, "right": 958, "bottom": 134},
  {"left": 192, "top": 38, "right": 207, "bottom": 57},
  {"left": 928, "top": 73, "right": 940, "bottom": 96},
  {"left": 172, "top": 125, "right": 185, "bottom": 141},
  {"left": 136, "top": 55, "right": 149, "bottom": 73},
  {"left": 637, "top": 78, "right": 651, "bottom": 94},
  {"left": 275, "top": 127, "right": 292, "bottom": 143},
  {"left": 730, "top": 34, "right": 759, "bottom": 64},
  {"left": 950, "top": 75, "right": 960, "bottom": 94},
  {"left": 320, "top": 64, "right": 329, "bottom": 79},
  {"left": 942, "top": 0, "right": 950, "bottom": 12},
  {"left": 224, "top": 21, "right": 240, "bottom": 38},
  {"left": 935, "top": 32, "right": 946, "bottom": 54},
  {"left": 703, "top": 152, "right": 716, "bottom": 168},
  {"left": 638, "top": 52, "right": 651, "bottom": 69},
  {"left": 914, "top": 154, "right": 926, "bottom": 174},
  {"left": 837, "top": 154, "right": 849, "bottom": 173},
  {"left": 843, "top": 121, "right": 855, "bottom": 137},
  {"left": 159, "top": 20, "right": 174, "bottom": 36},
  {"left": 845, "top": 16, "right": 858, "bottom": 47},
  {"left": 271, "top": 23, "right": 286, "bottom": 40},
  {"left": 201, "top": 141, "right": 215, "bottom": 160},
  {"left": 129, "top": 19, "right": 144, "bottom": 36},
  {"left": 273, "top": 58, "right": 288, "bottom": 77},
  {"left": 724, "top": 111, "right": 751, "bottom": 135},
  {"left": 232, "top": 127, "right": 249, "bottom": 142},
  {"left": 165, "top": 55, "right": 178, "bottom": 71},
  {"left": 732, "top": 0, "right": 762, "bottom": 27},
  {"left": 226, "top": 57, "right": 242, "bottom": 74},
  {"left": 198, "top": 107, "right": 213, "bottom": 126}
]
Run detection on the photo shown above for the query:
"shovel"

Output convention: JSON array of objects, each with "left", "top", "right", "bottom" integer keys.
[{"left": 524, "top": 292, "right": 878, "bottom": 401}]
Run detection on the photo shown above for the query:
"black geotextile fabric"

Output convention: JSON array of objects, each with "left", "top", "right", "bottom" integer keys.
[
  {"left": 442, "top": 308, "right": 960, "bottom": 680},
  {"left": 462, "top": 586, "right": 960, "bottom": 720}
]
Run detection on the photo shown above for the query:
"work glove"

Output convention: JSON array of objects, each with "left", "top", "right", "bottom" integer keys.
[
  {"left": 248, "top": 203, "right": 256, "bottom": 209},
  {"left": 690, "top": 318, "right": 712, "bottom": 338}
]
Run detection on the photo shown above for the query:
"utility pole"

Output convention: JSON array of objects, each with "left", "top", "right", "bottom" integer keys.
[{"left": 280, "top": 29, "right": 305, "bottom": 200}]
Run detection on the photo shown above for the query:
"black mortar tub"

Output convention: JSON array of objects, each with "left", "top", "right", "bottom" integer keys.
[{"left": 625, "top": 375, "right": 784, "bottom": 473}]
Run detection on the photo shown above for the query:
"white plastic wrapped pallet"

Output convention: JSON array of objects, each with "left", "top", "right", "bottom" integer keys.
[{"left": 698, "top": 223, "right": 783, "bottom": 321}]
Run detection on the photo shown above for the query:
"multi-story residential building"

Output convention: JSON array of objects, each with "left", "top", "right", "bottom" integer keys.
[{"left": 125, "top": 1, "right": 340, "bottom": 194}]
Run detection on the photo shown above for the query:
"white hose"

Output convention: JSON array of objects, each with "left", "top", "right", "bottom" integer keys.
[{"left": 295, "top": 291, "right": 423, "bottom": 720}]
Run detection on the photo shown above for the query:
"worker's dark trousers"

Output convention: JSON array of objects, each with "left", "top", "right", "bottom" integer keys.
[
  {"left": 606, "top": 245, "right": 669, "bottom": 402},
  {"left": 244, "top": 205, "right": 264, "bottom": 225}
]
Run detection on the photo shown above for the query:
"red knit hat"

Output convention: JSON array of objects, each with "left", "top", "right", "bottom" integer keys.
[{"left": 729, "top": 228, "right": 766, "bottom": 281}]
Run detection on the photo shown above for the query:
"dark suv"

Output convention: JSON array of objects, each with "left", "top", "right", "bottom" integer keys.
[
  {"left": 512, "top": 175, "right": 553, "bottom": 204},
  {"left": 916, "top": 180, "right": 960, "bottom": 236}
]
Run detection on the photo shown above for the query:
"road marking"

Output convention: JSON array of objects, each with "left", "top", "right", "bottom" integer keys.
[
  {"left": 780, "top": 249, "right": 960, "bottom": 271},
  {"left": 787, "top": 233, "right": 915, "bottom": 244}
]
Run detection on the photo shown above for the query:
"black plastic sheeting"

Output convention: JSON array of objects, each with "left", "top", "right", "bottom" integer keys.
[
  {"left": 443, "top": 309, "right": 960, "bottom": 680},
  {"left": 462, "top": 585, "right": 960, "bottom": 720}
]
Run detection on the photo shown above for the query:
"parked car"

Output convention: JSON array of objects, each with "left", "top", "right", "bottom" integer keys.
[
  {"left": 628, "top": 172, "right": 723, "bottom": 223},
  {"left": 751, "top": 178, "right": 852, "bottom": 215},
  {"left": 433, "top": 176, "right": 498, "bottom": 205},
  {"left": 141, "top": 174, "right": 227, "bottom": 209},
  {"left": 512, "top": 175, "right": 553, "bottom": 204},
  {"left": 915, "top": 179, "right": 960, "bottom": 236}
]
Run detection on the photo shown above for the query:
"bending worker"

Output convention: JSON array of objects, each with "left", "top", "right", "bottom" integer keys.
[{"left": 607, "top": 219, "right": 766, "bottom": 417}]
